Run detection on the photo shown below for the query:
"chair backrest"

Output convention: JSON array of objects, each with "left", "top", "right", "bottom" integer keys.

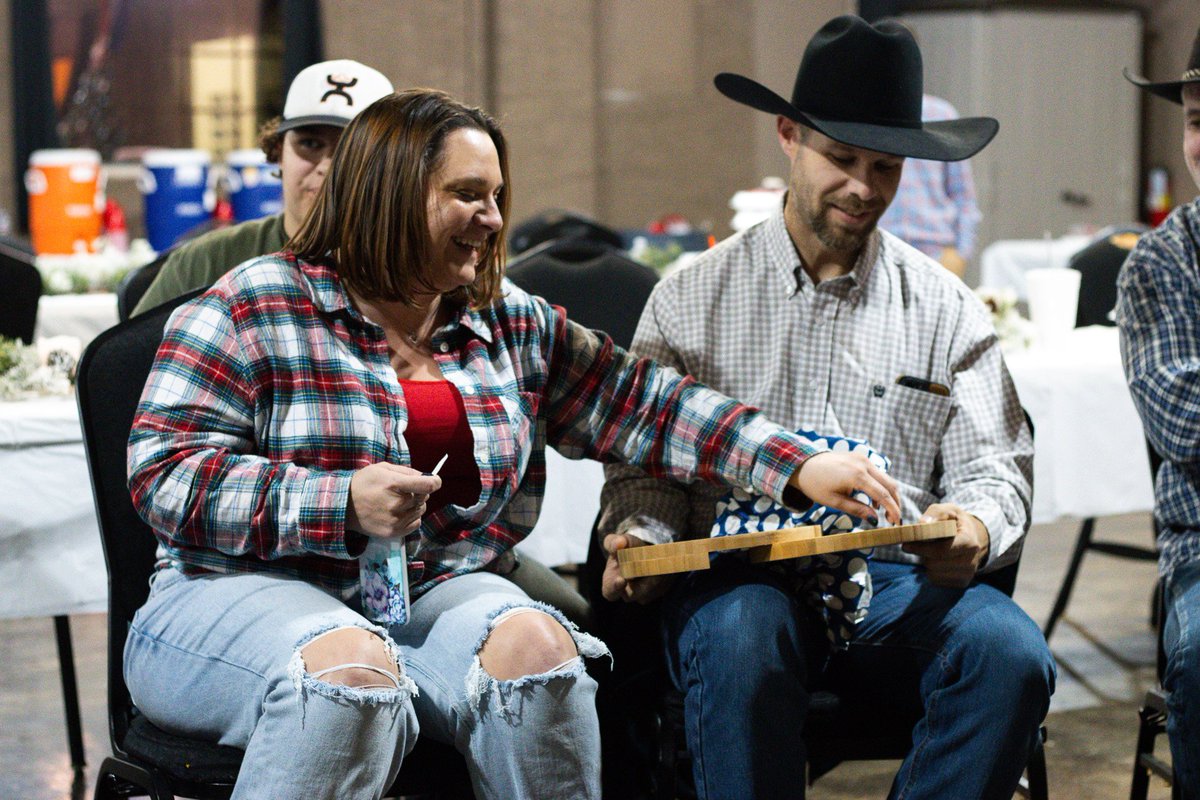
[
  {"left": 76, "top": 288, "right": 203, "bottom": 750},
  {"left": 508, "top": 210, "right": 625, "bottom": 257},
  {"left": 1069, "top": 224, "right": 1147, "bottom": 327},
  {"left": 506, "top": 243, "right": 659, "bottom": 351},
  {"left": 0, "top": 242, "right": 43, "bottom": 344},
  {"left": 116, "top": 253, "right": 170, "bottom": 322}
]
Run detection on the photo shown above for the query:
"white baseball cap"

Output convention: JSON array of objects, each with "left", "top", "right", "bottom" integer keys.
[{"left": 277, "top": 59, "right": 394, "bottom": 133}]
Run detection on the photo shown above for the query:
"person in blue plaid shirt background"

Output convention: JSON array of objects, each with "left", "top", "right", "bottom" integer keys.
[
  {"left": 1118, "top": 24, "right": 1200, "bottom": 794},
  {"left": 877, "top": 93, "right": 982, "bottom": 278}
]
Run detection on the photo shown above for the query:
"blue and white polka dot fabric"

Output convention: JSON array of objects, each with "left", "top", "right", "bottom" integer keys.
[{"left": 710, "top": 430, "right": 889, "bottom": 648}]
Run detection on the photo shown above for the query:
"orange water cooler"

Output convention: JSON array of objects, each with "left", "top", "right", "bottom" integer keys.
[{"left": 25, "top": 148, "right": 104, "bottom": 254}]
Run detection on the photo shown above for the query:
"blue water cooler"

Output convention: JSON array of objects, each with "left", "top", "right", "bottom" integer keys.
[
  {"left": 225, "top": 149, "right": 283, "bottom": 222},
  {"left": 140, "top": 149, "right": 213, "bottom": 252}
]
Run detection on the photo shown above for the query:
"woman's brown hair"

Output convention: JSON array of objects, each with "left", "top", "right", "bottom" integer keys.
[{"left": 288, "top": 89, "right": 510, "bottom": 308}]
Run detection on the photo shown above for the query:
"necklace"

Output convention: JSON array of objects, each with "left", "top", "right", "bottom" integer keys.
[{"left": 401, "top": 299, "right": 442, "bottom": 349}]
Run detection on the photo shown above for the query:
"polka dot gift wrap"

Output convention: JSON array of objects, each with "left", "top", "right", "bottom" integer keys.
[{"left": 709, "top": 430, "right": 890, "bottom": 648}]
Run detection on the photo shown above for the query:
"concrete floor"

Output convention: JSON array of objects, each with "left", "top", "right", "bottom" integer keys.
[{"left": 0, "top": 512, "right": 1176, "bottom": 799}]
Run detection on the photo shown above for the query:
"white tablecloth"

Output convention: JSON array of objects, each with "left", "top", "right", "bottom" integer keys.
[
  {"left": 0, "top": 397, "right": 106, "bottom": 619},
  {"left": 979, "top": 235, "right": 1090, "bottom": 301},
  {"left": 34, "top": 293, "right": 119, "bottom": 346},
  {"left": 1006, "top": 325, "right": 1153, "bottom": 524},
  {"left": 515, "top": 448, "right": 604, "bottom": 567}
]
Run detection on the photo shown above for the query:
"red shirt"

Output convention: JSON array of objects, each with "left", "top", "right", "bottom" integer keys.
[{"left": 400, "top": 380, "right": 481, "bottom": 512}]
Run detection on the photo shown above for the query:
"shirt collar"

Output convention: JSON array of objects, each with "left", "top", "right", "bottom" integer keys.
[
  {"left": 295, "top": 254, "right": 494, "bottom": 345},
  {"left": 761, "top": 207, "right": 879, "bottom": 296}
]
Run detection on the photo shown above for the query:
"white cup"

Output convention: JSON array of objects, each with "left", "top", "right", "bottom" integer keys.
[{"left": 1025, "top": 267, "right": 1080, "bottom": 346}]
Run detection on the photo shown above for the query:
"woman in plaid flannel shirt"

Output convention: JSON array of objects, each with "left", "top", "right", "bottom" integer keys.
[{"left": 123, "top": 89, "right": 899, "bottom": 800}]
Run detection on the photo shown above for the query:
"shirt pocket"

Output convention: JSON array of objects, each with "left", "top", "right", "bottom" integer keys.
[{"left": 877, "top": 383, "right": 954, "bottom": 488}]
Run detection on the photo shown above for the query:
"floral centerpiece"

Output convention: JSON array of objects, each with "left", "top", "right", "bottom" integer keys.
[
  {"left": 35, "top": 239, "right": 157, "bottom": 295},
  {"left": 975, "top": 286, "right": 1034, "bottom": 353},
  {"left": 0, "top": 336, "right": 81, "bottom": 399}
]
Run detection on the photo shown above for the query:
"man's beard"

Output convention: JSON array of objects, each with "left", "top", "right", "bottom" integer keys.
[{"left": 807, "top": 198, "right": 877, "bottom": 255}]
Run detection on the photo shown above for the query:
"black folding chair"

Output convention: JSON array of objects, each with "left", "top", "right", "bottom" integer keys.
[
  {"left": 0, "top": 240, "right": 43, "bottom": 344},
  {"left": 1069, "top": 224, "right": 1147, "bottom": 328},
  {"left": 115, "top": 254, "right": 168, "bottom": 322},
  {"left": 78, "top": 291, "right": 471, "bottom": 799},
  {"left": 506, "top": 238, "right": 659, "bottom": 351}
]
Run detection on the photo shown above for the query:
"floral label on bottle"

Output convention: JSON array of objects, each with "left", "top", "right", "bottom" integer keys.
[{"left": 360, "top": 540, "right": 410, "bottom": 625}]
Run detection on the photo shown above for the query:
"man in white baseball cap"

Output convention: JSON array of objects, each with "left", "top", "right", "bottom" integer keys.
[{"left": 132, "top": 59, "right": 393, "bottom": 314}]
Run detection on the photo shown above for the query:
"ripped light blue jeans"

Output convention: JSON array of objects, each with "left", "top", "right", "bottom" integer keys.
[{"left": 125, "top": 568, "right": 607, "bottom": 800}]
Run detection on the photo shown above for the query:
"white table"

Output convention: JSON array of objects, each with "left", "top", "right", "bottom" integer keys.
[
  {"left": 34, "top": 292, "right": 119, "bottom": 346},
  {"left": 0, "top": 396, "right": 105, "bottom": 619},
  {"left": 979, "top": 235, "right": 1091, "bottom": 301},
  {"left": 1006, "top": 325, "right": 1153, "bottom": 525}
]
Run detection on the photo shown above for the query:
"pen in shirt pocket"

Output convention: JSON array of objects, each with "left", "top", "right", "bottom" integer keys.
[{"left": 895, "top": 375, "right": 951, "bottom": 397}]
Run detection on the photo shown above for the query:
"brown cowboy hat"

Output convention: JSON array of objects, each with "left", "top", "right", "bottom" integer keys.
[
  {"left": 714, "top": 15, "right": 998, "bottom": 161},
  {"left": 1124, "top": 26, "right": 1200, "bottom": 104}
]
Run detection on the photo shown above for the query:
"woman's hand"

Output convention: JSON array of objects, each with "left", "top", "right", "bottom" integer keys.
[
  {"left": 789, "top": 451, "right": 902, "bottom": 525},
  {"left": 601, "top": 533, "right": 674, "bottom": 604},
  {"left": 346, "top": 463, "right": 442, "bottom": 540}
]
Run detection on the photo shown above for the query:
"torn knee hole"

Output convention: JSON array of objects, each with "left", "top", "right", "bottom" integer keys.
[
  {"left": 300, "top": 626, "right": 401, "bottom": 689},
  {"left": 478, "top": 608, "right": 579, "bottom": 681}
]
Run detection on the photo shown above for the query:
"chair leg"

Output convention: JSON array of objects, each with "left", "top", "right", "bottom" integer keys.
[
  {"left": 1015, "top": 725, "right": 1049, "bottom": 800},
  {"left": 1026, "top": 726, "right": 1049, "bottom": 800},
  {"left": 1044, "top": 517, "right": 1096, "bottom": 640},
  {"left": 1131, "top": 688, "right": 1171, "bottom": 800},
  {"left": 94, "top": 756, "right": 177, "bottom": 800},
  {"left": 53, "top": 615, "right": 86, "bottom": 771}
]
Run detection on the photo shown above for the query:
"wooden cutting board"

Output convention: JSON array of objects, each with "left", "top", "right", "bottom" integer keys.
[{"left": 617, "top": 520, "right": 956, "bottom": 579}]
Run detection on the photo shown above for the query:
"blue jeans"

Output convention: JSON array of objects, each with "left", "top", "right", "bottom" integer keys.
[
  {"left": 125, "top": 568, "right": 607, "bottom": 799},
  {"left": 1164, "top": 559, "right": 1200, "bottom": 798},
  {"left": 663, "top": 558, "right": 1056, "bottom": 800}
]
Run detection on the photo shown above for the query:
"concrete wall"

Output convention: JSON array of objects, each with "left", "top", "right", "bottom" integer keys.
[
  {"left": 321, "top": 0, "right": 850, "bottom": 236},
  {"left": 1141, "top": 0, "right": 1199, "bottom": 199},
  {"left": 2, "top": 1, "right": 1196, "bottom": 240}
]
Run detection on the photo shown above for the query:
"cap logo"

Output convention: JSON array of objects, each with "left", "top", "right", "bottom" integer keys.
[{"left": 321, "top": 74, "right": 359, "bottom": 105}]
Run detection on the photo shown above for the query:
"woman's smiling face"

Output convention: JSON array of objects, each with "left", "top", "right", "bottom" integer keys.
[{"left": 424, "top": 127, "right": 505, "bottom": 293}]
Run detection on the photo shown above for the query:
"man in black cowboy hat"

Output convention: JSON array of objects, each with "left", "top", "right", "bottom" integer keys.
[
  {"left": 1118, "top": 24, "right": 1200, "bottom": 795},
  {"left": 599, "top": 15, "right": 1053, "bottom": 799}
]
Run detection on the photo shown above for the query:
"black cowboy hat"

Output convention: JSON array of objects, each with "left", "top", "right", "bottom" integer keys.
[
  {"left": 1124, "top": 26, "right": 1200, "bottom": 105},
  {"left": 714, "top": 15, "right": 998, "bottom": 162}
]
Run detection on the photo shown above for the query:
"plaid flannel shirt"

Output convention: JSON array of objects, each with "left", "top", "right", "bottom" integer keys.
[
  {"left": 1117, "top": 198, "right": 1200, "bottom": 581},
  {"left": 877, "top": 95, "right": 982, "bottom": 260},
  {"left": 128, "top": 253, "right": 815, "bottom": 599}
]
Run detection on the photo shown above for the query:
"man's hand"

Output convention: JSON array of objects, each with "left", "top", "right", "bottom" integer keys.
[
  {"left": 601, "top": 533, "right": 673, "bottom": 604},
  {"left": 346, "top": 462, "right": 441, "bottom": 540},
  {"left": 902, "top": 503, "right": 989, "bottom": 587}
]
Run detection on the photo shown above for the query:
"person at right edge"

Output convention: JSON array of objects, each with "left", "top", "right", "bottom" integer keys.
[
  {"left": 1119, "top": 23, "right": 1200, "bottom": 798},
  {"left": 599, "top": 15, "right": 1054, "bottom": 800}
]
